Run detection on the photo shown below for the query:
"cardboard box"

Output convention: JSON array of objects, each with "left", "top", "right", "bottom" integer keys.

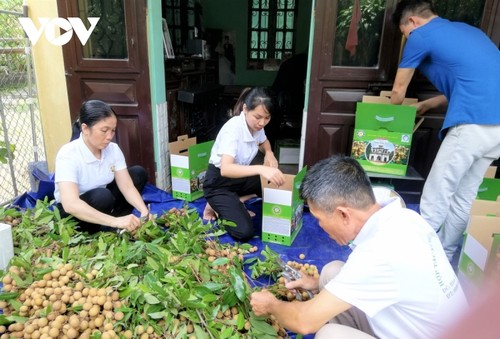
[
  {"left": 261, "top": 166, "right": 307, "bottom": 246},
  {"left": 351, "top": 100, "right": 417, "bottom": 176},
  {"left": 457, "top": 199, "right": 500, "bottom": 299},
  {"left": 475, "top": 166, "right": 500, "bottom": 201},
  {"left": 275, "top": 139, "right": 300, "bottom": 165},
  {"left": 476, "top": 178, "right": 500, "bottom": 201},
  {"left": 0, "top": 223, "right": 14, "bottom": 271},
  {"left": 169, "top": 135, "right": 214, "bottom": 201}
]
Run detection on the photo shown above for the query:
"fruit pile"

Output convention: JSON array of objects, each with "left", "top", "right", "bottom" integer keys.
[{"left": 0, "top": 200, "right": 302, "bottom": 338}]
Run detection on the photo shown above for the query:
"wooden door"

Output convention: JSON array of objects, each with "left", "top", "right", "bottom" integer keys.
[
  {"left": 57, "top": 0, "right": 155, "bottom": 183},
  {"left": 305, "top": 0, "right": 500, "bottom": 180}
]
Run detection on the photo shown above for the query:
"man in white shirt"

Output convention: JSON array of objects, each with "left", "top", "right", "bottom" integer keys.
[{"left": 251, "top": 155, "right": 468, "bottom": 338}]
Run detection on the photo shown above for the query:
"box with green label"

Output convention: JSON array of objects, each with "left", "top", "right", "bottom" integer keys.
[
  {"left": 457, "top": 199, "right": 500, "bottom": 300},
  {"left": 261, "top": 166, "right": 307, "bottom": 246},
  {"left": 169, "top": 135, "right": 214, "bottom": 201},
  {"left": 476, "top": 178, "right": 500, "bottom": 201},
  {"left": 351, "top": 102, "right": 417, "bottom": 176}
]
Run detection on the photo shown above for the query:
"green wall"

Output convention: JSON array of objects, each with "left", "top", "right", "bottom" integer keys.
[{"left": 200, "top": 0, "right": 312, "bottom": 86}]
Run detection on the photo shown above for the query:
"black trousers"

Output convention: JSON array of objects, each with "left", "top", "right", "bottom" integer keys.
[
  {"left": 203, "top": 164, "right": 261, "bottom": 241},
  {"left": 57, "top": 165, "right": 148, "bottom": 233}
]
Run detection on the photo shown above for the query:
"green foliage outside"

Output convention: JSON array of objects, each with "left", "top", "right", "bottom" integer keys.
[
  {"left": 333, "top": 0, "right": 487, "bottom": 67},
  {"left": 0, "top": 0, "right": 27, "bottom": 84}
]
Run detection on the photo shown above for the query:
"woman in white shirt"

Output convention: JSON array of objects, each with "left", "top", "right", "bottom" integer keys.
[
  {"left": 54, "top": 100, "right": 149, "bottom": 234},
  {"left": 202, "top": 87, "right": 285, "bottom": 240}
]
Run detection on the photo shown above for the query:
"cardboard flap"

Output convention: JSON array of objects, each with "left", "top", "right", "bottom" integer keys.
[
  {"left": 261, "top": 173, "right": 295, "bottom": 191},
  {"left": 362, "top": 95, "right": 418, "bottom": 106},
  {"left": 292, "top": 166, "right": 307, "bottom": 201},
  {"left": 355, "top": 102, "right": 417, "bottom": 133},
  {"left": 187, "top": 140, "right": 215, "bottom": 169},
  {"left": 484, "top": 166, "right": 497, "bottom": 179},
  {"left": 477, "top": 178, "right": 500, "bottom": 201},
  {"left": 470, "top": 199, "right": 500, "bottom": 217},
  {"left": 468, "top": 215, "right": 500, "bottom": 250},
  {"left": 169, "top": 135, "right": 197, "bottom": 155}
]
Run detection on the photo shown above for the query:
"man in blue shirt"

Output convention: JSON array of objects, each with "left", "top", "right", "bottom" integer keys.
[{"left": 390, "top": 0, "right": 500, "bottom": 260}]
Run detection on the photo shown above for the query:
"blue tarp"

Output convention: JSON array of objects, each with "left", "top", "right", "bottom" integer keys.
[{"left": 10, "top": 182, "right": 422, "bottom": 338}]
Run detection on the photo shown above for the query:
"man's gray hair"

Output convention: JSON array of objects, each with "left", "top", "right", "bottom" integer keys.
[{"left": 300, "top": 156, "right": 376, "bottom": 213}]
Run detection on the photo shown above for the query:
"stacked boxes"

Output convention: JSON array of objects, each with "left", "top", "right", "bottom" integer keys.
[
  {"left": 261, "top": 166, "right": 307, "bottom": 246},
  {"left": 476, "top": 166, "right": 500, "bottom": 201},
  {"left": 477, "top": 177, "right": 500, "bottom": 202},
  {"left": 169, "top": 135, "right": 214, "bottom": 201},
  {"left": 457, "top": 199, "right": 500, "bottom": 299}
]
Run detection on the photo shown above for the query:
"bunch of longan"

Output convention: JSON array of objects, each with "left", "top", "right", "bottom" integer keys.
[{"left": 0, "top": 264, "right": 149, "bottom": 339}]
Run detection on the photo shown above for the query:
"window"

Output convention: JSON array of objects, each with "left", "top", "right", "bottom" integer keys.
[
  {"left": 434, "top": 0, "right": 486, "bottom": 27},
  {"left": 247, "top": 0, "right": 298, "bottom": 70},
  {"left": 332, "top": 0, "right": 385, "bottom": 67},
  {"left": 164, "top": 0, "right": 200, "bottom": 55}
]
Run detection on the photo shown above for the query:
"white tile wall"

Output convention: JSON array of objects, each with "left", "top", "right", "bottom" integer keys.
[{"left": 155, "top": 102, "right": 171, "bottom": 191}]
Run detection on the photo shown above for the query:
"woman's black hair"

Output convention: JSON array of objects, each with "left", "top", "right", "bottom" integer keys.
[
  {"left": 232, "top": 87, "right": 277, "bottom": 116},
  {"left": 70, "top": 100, "right": 116, "bottom": 141}
]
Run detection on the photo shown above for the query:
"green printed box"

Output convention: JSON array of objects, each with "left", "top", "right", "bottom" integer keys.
[
  {"left": 351, "top": 102, "right": 416, "bottom": 176},
  {"left": 169, "top": 135, "right": 214, "bottom": 201},
  {"left": 261, "top": 166, "right": 307, "bottom": 246},
  {"left": 476, "top": 178, "right": 500, "bottom": 201},
  {"left": 458, "top": 199, "right": 500, "bottom": 299}
]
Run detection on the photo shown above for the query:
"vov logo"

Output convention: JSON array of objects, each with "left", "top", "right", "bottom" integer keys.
[{"left": 18, "top": 17, "right": 100, "bottom": 46}]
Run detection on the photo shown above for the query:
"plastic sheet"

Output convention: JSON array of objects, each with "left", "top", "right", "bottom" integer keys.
[{"left": 8, "top": 181, "right": 421, "bottom": 338}]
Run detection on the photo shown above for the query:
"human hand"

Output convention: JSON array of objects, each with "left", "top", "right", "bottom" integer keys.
[
  {"left": 412, "top": 101, "right": 428, "bottom": 116},
  {"left": 139, "top": 211, "right": 151, "bottom": 223},
  {"left": 250, "top": 289, "right": 277, "bottom": 316},
  {"left": 114, "top": 214, "right": 142, "bottom": 232},
  {"left": 264, "top": 151, "right": 279, "bottom": 168},
  {"left": 261, "top": 166, "right": 285, "bottom": 186},
  {"left": 285, "top": 273, "right": 319, "bottom": 292}
]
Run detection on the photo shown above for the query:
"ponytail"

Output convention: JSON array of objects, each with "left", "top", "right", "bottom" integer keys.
[
  {"left": 70, "top": 119, "right": 81, "bottom": 141},
  {"left": 232, "top": 87, "right": 252, "bottom": 116}
]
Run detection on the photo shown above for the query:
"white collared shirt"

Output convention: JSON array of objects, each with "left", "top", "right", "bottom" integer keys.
[
  {"left": 325, "top": 198, "right": 467, "bottom": 338},
  {"left": 209, "top": 112, "right": 267, "bottom": 168},
  {"left": 54, "top": 134, "right": 127, "bottom": 202}
]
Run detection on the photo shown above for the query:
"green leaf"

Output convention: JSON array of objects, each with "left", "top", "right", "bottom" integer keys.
[
  {"left": 0, "top": 292, "right": 20, "bottom": 301},
  {"left": 0, "top": 314, "right": 13, "bottom": 325},
  {"left": 229, "top": 266, "right": 248, "bottom": 301},
  {"left": 143, "top": 293, "right": 161, "bottom": 304},
  {"left": 250, "top": 316, "right": 278, "bottom": 336},
  {"left": 219, "top": 326, "right": 234, "bottom": 339},
  {"left": 148, "top": 311, "right": 168, "bottom": 319},
  {"left": 146, "top": 256, "right": 160, "bottom": 271},
  {"left": 203, "top": 282, "right": 226, "bottom": 292},
  {"left": 200, "top": 293, "right": 217, "bottom": 304},
  {"left": 211, "top": 257, "right": 230, "bottom": 266},
  {"left": 36, "top": 215, "right": 53, "bottom": 225},
  {"left": 0, "top": 315, "right": 26, "bottom": 325},
  {"left": 236, "top": 311, "right": 245, "bottom": 330},
  {"left": 62, "top": 247, "right": 69, "bottom": 262},
  {"left": 221, "top": 288, "right": 239, "bottom": 307},
  {"left": 194, "top": 323, "right": 209, "bottom": 339}
]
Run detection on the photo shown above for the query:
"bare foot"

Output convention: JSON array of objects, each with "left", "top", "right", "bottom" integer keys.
[
  {"left": 203, "top": 202, "right": 217, "bottom": 221},
  {"left": 203, "top": 203, "right": 218, "bottom": 221},
  {"left": 203, "top": 202, "right": 255, "bottom": 220}
]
